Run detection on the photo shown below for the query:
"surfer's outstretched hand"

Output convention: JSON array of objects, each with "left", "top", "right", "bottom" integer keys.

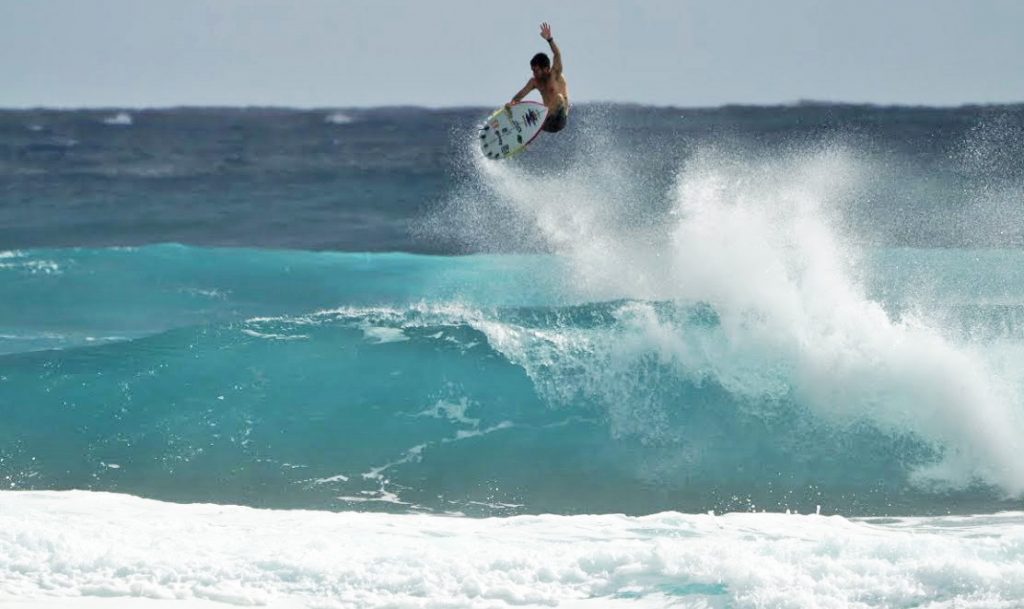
[{"left": 540, "top": 22, "right": 552, "bottom": 41}]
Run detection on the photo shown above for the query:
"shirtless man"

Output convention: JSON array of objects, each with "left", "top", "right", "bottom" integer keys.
[{"left": 505, "top": 22, "right": 570, "bottom": 133}]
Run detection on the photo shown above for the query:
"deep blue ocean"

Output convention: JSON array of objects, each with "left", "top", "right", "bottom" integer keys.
[{"left": 4, "top": 104, "right": 1024, "bottom": 607}]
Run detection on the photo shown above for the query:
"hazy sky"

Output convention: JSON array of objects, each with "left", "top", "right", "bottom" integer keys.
[{"left": 3, "top": 0, "right": 1024, "bottom": 108}]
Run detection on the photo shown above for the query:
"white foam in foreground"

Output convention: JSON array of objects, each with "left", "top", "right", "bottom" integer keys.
[{"left": 2, "top": 491, "right": 1023, "bottom": 609}]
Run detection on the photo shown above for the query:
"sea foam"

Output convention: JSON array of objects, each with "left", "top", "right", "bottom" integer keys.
[
  {"left": 1, "top": 491, "right": 1023, "bottom": 608},
  {"left": 452, "top": 136, "right": 1024, "bottom": 495}
]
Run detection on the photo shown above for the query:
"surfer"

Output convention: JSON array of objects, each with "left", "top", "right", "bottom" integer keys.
[{"left": 505, "top": 22, "right": 570, "bottom": 133}]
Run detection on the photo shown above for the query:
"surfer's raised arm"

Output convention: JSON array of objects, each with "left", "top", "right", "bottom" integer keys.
[
  {"left": 540, "top": 22, "right": 562, "bottom": 74},
  {"left": 496, "top": 22, "right": 570, "bottom": 134}
]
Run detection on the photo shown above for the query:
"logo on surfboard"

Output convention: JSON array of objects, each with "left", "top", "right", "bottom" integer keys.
[{"left": 480, "top": 103, "right": 546, "bottom": 159}]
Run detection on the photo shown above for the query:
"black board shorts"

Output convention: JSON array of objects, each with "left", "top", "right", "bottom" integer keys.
[{"left": 542, "top": 105, "right": 569, "bottom": 133}]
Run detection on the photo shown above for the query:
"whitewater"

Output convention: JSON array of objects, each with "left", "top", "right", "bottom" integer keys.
[
  {"left": 4, "top": 491, "right": 1024, "bottom": 608},
  {"left": 4, "top": 105, "right": 1024, "bottom": 607}
]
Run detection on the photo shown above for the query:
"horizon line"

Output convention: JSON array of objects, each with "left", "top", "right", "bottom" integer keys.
[{"left": 2, "top": 99, "right": 1024, "bottom": 112}]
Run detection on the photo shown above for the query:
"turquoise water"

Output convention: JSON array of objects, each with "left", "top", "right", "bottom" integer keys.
[{"left": 4, "top": 244, "right": 1024, "bottom": 516}]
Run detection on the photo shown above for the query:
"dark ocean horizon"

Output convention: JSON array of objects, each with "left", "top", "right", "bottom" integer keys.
[{"left": 5, "top": 102, "right": 1024, "bottom": 254}]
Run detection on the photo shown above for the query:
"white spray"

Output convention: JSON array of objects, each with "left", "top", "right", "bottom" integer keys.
[{"left": 465, "top": 134, "right": 1024, "bottom": 495}]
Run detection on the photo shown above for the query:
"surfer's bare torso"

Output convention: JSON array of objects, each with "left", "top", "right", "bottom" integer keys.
[
  {"left": 530, "top": 71, "right": 569, "bottom": 114},
  {"left": 508, "top": 22, "right": 570, "bottom": 133}
]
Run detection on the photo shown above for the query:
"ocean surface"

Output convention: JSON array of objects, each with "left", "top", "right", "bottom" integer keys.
[{"left": 3, "top": 104, "right": 1024, "bottom": 607}]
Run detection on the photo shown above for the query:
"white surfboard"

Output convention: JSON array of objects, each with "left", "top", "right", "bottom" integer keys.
[{"left": 479, "top": 101, "right": 548, "bottom": 160}]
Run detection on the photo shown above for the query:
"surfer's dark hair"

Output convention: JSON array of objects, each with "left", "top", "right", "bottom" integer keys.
[{"left": 530, "top": 53, "right": 550, "bottom": 69}]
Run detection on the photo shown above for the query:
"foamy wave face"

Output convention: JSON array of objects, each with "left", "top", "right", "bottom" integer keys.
[
  {"left": 663, "top": 149, "right": 1024, "bottom": 494},
  {"left": 460, "top": 138, "right": 1024, "bottom": 495}
]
